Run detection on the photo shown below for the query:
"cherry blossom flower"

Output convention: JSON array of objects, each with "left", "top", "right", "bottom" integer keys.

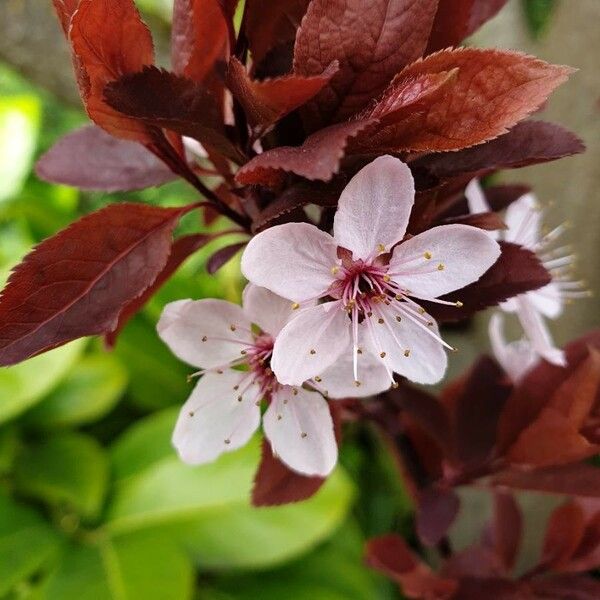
[
  {"left": 242, "top": 156, "right": 501, "bottom": 387},
  {"left": 489, "top": 313, "right": 538, "bottom": 384},
  {"left": 466, "top": 180, "right": 588, "bottom": 366},
  {"left": 157, "top": 284, "right": 389, "bottom": 476}
]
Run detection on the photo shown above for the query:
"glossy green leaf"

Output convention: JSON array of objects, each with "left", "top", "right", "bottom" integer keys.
[
  {"left": 24, "top": 353, "right": 127, "bottom": 429},
  {"left": 107, "top": 409, "right": 354, "bottom": 569},
  {"left": 44, "top": 531, "right": 193, "bottom": 600},
  {"left": 0, "top": 95, "right": 41, "bottom": 203},
  {"left": 13, "top": 432, "right": 109, "bottom": 520},
  {"left": 0, "top": 492, "right": 61, "bottom": 596},
  {"left": 112, "top": 315, "right": 191, "bottom": 411},
  {"left": 522, "top": 0, "right": 559, "bottom": 39},
  {"left": 0, "top": 339, "right": 86, "bottom": 424}
]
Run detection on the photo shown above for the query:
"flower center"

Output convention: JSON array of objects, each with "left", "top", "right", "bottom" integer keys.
[{"left": 245, "top": 333, "right": 278, "bottom": 394}]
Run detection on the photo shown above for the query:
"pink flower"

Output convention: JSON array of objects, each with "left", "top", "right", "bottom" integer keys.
[
  {"left": 242, "top": 156, "right": 501, "bottom": 387},
  {"left": 466, "top": 180, "right": 586, "bottom": 366},
  {"left": 157, "top": 284, "right": 388, "bottom": 476}
]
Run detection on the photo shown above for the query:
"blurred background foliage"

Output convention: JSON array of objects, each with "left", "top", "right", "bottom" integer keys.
[{"left": 0, "top": 0, "right": 593, "bottom": 598}]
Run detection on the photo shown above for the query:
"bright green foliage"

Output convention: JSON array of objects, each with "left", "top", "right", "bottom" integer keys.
[{"left": 522, "top": 0, "right": 559, "bottom": 39}]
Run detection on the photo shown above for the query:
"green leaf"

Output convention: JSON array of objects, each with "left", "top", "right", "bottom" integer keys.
[
  {"left": 107, "top": 409, "right": 354, "bottom": 569},
  {"left": 522, "top": 0, "right": 559, "bottom": 39},
  {"left": 0, "top": 95, "right": 41, "bottom": 203},
  {"left": 0, "top": 339, "right": 86, "bottom": 424},
  {"left": 112, "top": 315, "right": 191, "bottom": 411},
  {"left": 0, "top": 492, "right": 61, "bottom": 597},
  {"left": 44, "top": 531, "right": 193, "bottom": 600},
  {"left": 13, "top": 432, "right": 109, "bottom": 520},
  {"left": 24, "top": 354, "right": 127, "bottom": 430},
  {"left": 209, "top": 522, "right": 388, "bottom": 600}
]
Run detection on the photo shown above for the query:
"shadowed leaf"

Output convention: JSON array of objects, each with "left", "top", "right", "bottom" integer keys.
[
  {"left": 207, "top": 241, "right": 247, "bottom": 274},
  {"left": 416, "top": 486, "right": 460, "bottom": 547},
  {"left": 36, "top": 125, "right": 177, "bottom": 192}
]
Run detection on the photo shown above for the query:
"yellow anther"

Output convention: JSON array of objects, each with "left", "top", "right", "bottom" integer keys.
[
  {"left": 292, "top": 302, "right": 300, "bottom": 310},
  {"left": 424, "top": 251, "right": 432, "bottom": 260},
  {"left": 241, "top": 350, "right": 247, "bottom": 355},
  {"left": 277, "top": 414, "right": 282, "bottom": 421},
  {"left": 201, "top": 335, "right": 208, "bottom": 342},
  {"left": 396, "top": 315, "right": 402, "bottom": 322},
  {"left": 237, "top": 396, "right": 243, "bottom": 402},
  {"left": 331, "top": 265, "right": 340, "bottom": 275},
  {"left": 455, "top": 301, "right": 463, "bottom": 307},
  {"left": 292, "top": 388, "right": 298, "bottom": 396},
  {"left": 233, "top": 385, "right": 239, "bottom": 391},
  {"left": 314, "top": 376, "right": 322, "bottom": 383},
  {"left": 367, "top": 311, "right": 373, "bottom": 317},
  {"left": 309, "top": 348, "right": 316, "bottom": 355},
  {"left": 418, "top": 307, "right": 426, "bottom": 315},
  {"left": 383, "top": 275, "right": 391, "bottom": 282},
  {"left": 301, "top": 432, "right": 308, "bottom": 438},
  {"left": 391, "top": 382, "right": 399, "bottom": 389},
  {"left": 451, "top": 346, "right": 459, "bottom": 353},
  {"left": 357, "top": 348, "right": 363, "bottom": 354},
  {"left": 395, "top": 294, "right": 402, "bottom": 301},
  {"left": 354, "top": 380, "right": 362, "bottom": 387},
  {"left": 230, "top": 324, "right": 236, "bottom": 331},
  {"left": 404, "top": 349, "right": 411, "bottom": 357},
  {"left": 378, "top": 318, "right": 385, "bottom": 324},
  {"left": 189, "top": 411, "right": 195, "bottom": 417},
  {"left": 380, "top": 351, "right": 386, "bottom": 358},
  {"left": 437, "top": 263, "right": 445, "bottom": 271},
  {"left": 377, "top": 243, "right": 386, "bottom": 253}
]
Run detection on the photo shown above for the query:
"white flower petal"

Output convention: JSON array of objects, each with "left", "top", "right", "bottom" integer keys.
[
  {"left": 465, "top": 179, "right": 491, "bottom": 214},
  {"left": 242, "top": 283, "right": 296, "bottom": 336},
  {"left": 363, "top": 302, "right": 447, "bottom": 385},
  {"left": 503, "top": 193, "right": 542, "bottom": 249},
  {"left": 263, "top": 386, "right": 337, "bottom": 476},
  {"left": 333, "top": 155, "right": 414, "bottom": 259},
  {"left": 489, "top": 313, "right": 538, "bottom": 384},
  {"left": 241, "top": 222, "right": 337, "bottom": 302},
  {"left": 389, "top": 224, "right": 501, "bottom": 300},
  {"left": 157, "top": 299, "right": 254, "bottom": 369},
  {"left": 271, "top": 301, "right": 350, "bottom": 386},
  {"left": 526, "top": 283, "right": 564, "bottom": 319},
  {"left": 172, "top": 370, "right": 261, "bottom": 465},
  {"left": 318, "top": 341, "right": 392, "bottom": 399}
]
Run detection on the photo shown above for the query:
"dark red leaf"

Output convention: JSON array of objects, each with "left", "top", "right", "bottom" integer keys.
[
  {"left": 105, "top": 233, "right": 217, "bottom": 348},
  {"left": 226, "top": 57, "right": 338, "bottom": 129},
  {"left": 416, "top": 486, "right": 460, "bottom": 547},
  {"left": 452, "top": 356, "right": 512, "bottom": 466},
  {"left": 441, "top": 211, "right": 507, "bottom": 231},
  {"left": 172, "top": 0, "right": 230, "bottom": 80},
  {"left": 355, "top": 49, "right": 574, "bottom": 152},
  {"left": 293, "top": 0, "right": 439, "bottom": 126},
  {"left": 531, "top": 574, "right": 600, "bottom": 600},
  {"left": 426, "top": 0, "right": 508, "bottom": 53},
  {"left": 498, "top": 332, "right": 600, "bottom": 453},
  {"left": 245, "top": 0, "right": 309, "bottom": 66},
  {"left": 452, "top": 578, "right": 524, "bottom": 600},
  {"left": 424, "top": 242, "right": 551, "bottom": 322},
  {"left": 206, "top": 242, "right": 247, "bottom": 274},
  {"left": 104, "top": 66, "right": 243, "bottom": 162},
  {"left": 235, "top": 120, "right": 372, "bottom": 186},
  {"left": 366, "top": 535, "right": 457, "bottom": 599},
  {"left": 35, "top": 125, "right": 177, "bottom": 192},
  {"left": 69, "top": 0, "right": 155, "bottom": 142},
  {"left": 0, "top": 203, "right": 194, "bottom": 366},
  {"left": 489, "top": 491, "right": 523, "bottom": 572},
  {"left": 540, "top": 501, "right": 586, "bottom": 570},
  {"left": 493, "top": 463, "right": 600, "bottom": 498},
  {"left": 252, "top": 438, "right": 326, "bottom": 506},
  {"left": 413, "top": 121, "right": 585, "bottom": 187}
]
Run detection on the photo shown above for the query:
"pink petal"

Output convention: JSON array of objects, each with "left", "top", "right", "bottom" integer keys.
[
  {"left": 503, "top": 193, "right": 542, "bottom": 249},
  {"left": 489, "top": 313, "right": 538, "bottom": 384},
  {"left": 241, "top": 222, "right": 337, "bottom": 302},
  {"left": 362, "top": 303, "right": 448, "bottom": 385},
  {"left": 263, "top": 386, "right": 337, "bottom": 476},
  {"left": 242, "top": 284, "right": 296, "bottom": 336},
  {"left": 465, "top": 179, "right": 490, "bottom": 214},
  {"left": 271, "top": 301, "right": 350, "bottom": 386},
  {"left": 514, "top": 295, "right": 566, "bottom": 366},
  {"left": 318, "top": 341, "right": 391, "bottom": 399},
  {"left": 527, "top": 283, "right": 564, "bottom": 319},
  {"left": 172, "top": 370, "right": 261, "bottom": 465},
  {"left": 389, "top": 224, "right": 501, "bottom": 300},
  {"left": 157, "top": 299, "right": 254, "bottom": 369},
  {"left": 333, "top": 155, "right": 414, "bottom": 259}
]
